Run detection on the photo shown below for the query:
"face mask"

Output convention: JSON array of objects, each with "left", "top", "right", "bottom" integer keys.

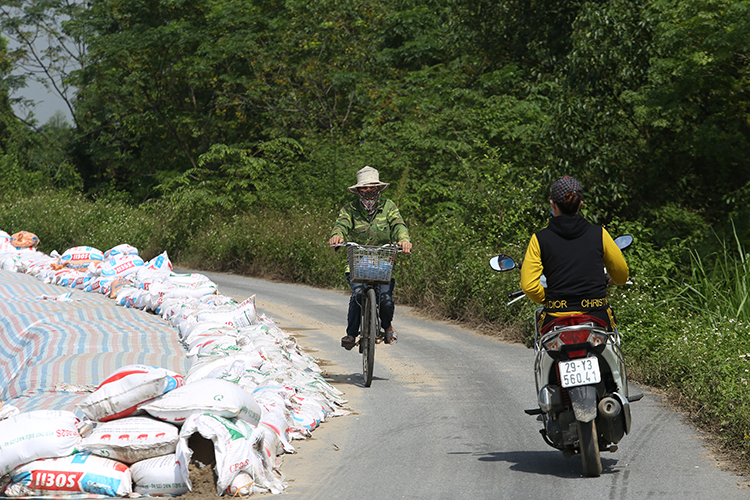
[{"left": 358, "top": 188, "right": 380, "bottom": 215}]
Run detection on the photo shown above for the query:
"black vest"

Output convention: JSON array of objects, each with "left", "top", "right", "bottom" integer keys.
[{"left": 536, "top": 215, "right": 608, "bottom": 312}]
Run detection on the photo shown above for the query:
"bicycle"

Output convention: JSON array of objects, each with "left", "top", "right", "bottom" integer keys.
[{"left": 335, "top": 242, "right": 401, "bottom": 387}]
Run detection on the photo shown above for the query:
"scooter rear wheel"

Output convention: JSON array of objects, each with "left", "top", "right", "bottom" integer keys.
[{"left": 577, "top": 419, "right": 602, "bottom": 477}]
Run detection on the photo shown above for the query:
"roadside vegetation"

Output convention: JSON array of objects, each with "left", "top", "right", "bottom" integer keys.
[{"left": 2, "top": 0, "right": 750, "bottom": 474}]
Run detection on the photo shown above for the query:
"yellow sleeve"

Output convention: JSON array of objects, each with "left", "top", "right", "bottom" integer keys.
[
  {"left": 602, "top": 229, "right": 629, "bottom": 285},
  {"left": 520, "top": 234, "right": 546, "bottom": 304}
]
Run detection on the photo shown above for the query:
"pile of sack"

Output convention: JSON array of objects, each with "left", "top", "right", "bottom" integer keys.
[{"left": 0, "top": 230, "right": 348, "bottom": 497}]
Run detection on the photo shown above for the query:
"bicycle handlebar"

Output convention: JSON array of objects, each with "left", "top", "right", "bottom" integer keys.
[{"left": 331, "top": 242, "right": 403, "bottom": 253}]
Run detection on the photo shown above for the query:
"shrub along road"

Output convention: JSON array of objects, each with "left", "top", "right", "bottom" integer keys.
[{"left": 194, "top": 269, "right": 749, "bottom": 499}]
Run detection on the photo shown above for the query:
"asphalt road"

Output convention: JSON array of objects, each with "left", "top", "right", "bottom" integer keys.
[{"left": 189, "top": 269, "right": 749, "bottom": 500}]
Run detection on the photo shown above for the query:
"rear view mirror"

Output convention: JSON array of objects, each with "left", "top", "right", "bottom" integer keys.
[
  {"left": 490, "top": 255, "right": 518, "bottom": 272},
  {"left": 614, "top": 235, "right": 633, "bottom": 250}
]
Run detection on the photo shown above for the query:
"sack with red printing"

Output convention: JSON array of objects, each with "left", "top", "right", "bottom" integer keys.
[
  {"left": 59, "top": 246, "right": 104, "bottom": 270},
  {"left": 98, "top": 254, "right": 145, "bottom": 278},
  {"left": 0, "top": 410, "right": 82, "bottom": 477},
  {"left": 139, "top": 378, "right": 261, "bottom": 426},
  {"left": 84, "top": 275, "right": 112, "bottom": 294},
  {"left": 77, "top": 364, "right": 184, "bottom": 422},
  {"left": 79, "top": 416, "right": 179, "bottom": 464},
  {"left": 4, "top": 452, "right": 132, "bottom": 497},
  {"left": 130, "top": 453, "right": 189, "bottom": 496}
]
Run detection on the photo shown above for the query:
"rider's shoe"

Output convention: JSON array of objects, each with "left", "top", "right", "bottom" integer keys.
[
  {"left": 341, "top": 335, "right": 356, "bottom": 350},
  {"left": 385, "top": 327, "right": 397, "bottom": 345}
]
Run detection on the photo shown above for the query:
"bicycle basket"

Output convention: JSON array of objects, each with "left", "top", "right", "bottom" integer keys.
[{"left": 347, "top": 245, "right": 398, "bottom": 284}]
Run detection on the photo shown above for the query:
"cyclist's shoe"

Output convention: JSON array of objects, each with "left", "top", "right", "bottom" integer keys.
[
  {"left": 341, "top": 335, "right": 356, "bottom": 350},
  {"left": 385, "top": 327, "right": 398, "bottom": 345}
]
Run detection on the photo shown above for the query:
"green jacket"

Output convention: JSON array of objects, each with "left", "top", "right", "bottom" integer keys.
[
  {"left": 331, "top": 197, "right": 410, "bottom": 245},
  {"left": 331, "top": 198, "right": 410, "bottom": 272}
]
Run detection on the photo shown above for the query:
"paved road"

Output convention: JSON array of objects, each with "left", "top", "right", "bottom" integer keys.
[{"left": 190, "top": 269, "right": 749, "bottom": 500}]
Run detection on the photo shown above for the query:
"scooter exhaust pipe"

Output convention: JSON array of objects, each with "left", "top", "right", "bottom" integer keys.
[
  {"left": 598, "top": 397, "right": 621, "bottom": 418},
  {"left": 597, "top": 396, "right": 626, "bottom": 444}
]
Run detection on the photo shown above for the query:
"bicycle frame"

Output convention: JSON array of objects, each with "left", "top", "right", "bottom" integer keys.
[{"left": 335, "top": 242, "right": 400, "bottom": 387}]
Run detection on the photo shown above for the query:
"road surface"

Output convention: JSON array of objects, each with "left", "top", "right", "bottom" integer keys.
[{"left": 191, "top": 269, "right": 749, "bottom": 500}]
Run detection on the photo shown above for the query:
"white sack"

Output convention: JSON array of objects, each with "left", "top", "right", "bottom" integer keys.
[
  {"left": 77, "top": 364, "right": 184, "bottom": 422},
  {"left": 5, "top": 453, "right": 132, "bottom": 497},
  {"left": 0, "top": 410, "right": 82, "bottom": 477},
  {"left": 130, "top": 454, "right": 189, "bottom": 496},
  {"left": 79, "top": 416, "right": 179, "bottom": 464},
  {"left": 176, "top": 413, "right": 284, "bottom": 495},
  {"left": 196, "top": 295, "right": 258, "bottom": 328},
  {"left": 140, "top": 378, "right": 261, "bottom": 426}
]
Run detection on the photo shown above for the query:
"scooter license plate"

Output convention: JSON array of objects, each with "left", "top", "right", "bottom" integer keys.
[{"left": 559, "top": 357, "right": 601, "bottom": 388}]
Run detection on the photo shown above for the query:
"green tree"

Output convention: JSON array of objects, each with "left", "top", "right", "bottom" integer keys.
[
  {"left": 0, "top": 0, "right": 85, "bottom": 128},
  {"left": 634, "top": 0, "right": 750, "bottom": 219}
]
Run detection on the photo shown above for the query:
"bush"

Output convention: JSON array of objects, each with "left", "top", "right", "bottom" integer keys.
[{"left": 0, "top": 191, "right": 164, "bottom": 259}]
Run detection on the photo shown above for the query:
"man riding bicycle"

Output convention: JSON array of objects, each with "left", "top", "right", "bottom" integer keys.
[{"left": 328, "top": 166, "right": 412, "bottom": 350}]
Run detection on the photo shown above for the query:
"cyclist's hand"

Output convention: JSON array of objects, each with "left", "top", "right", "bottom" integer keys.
[
  {"left": 329, "top": 235, "right": 344, "bottom": 247},
  {"left": 399, "top": 241, "right": 412, "bottom": 254}
]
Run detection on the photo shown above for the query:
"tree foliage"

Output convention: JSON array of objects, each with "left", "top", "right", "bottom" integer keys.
[{"left": 0, "top": 0, "right": 749, "bottom": 246}]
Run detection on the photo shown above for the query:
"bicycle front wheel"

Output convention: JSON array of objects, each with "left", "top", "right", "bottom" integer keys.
[{"left": 362, "top": 287, "right": 377, "bottom": 387}]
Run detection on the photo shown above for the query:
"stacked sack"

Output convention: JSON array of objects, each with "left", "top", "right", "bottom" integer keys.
[{"left": 0, "top": 231, "right": 348, "bottom": 497}]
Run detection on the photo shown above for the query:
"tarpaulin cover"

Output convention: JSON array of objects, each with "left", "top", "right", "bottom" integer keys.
[{"left": 0, "top": 270, "right": 188, "bottom": 413}]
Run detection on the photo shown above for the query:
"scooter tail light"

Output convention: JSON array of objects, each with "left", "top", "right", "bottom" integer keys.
[{"left": 559, "top": 330, "right": 591, "bottom": 345}]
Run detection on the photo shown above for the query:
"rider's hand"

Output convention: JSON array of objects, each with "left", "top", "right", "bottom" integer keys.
[
  {"left": 329, "top": 235, "right": 344, "bottom": 246},
  {"left": 399, "top": 241, "right": 412, "bottom": 254}
]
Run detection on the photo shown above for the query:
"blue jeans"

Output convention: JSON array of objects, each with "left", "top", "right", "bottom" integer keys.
[{"left": 346, "top": 274, "right": 395, "bottom": 338}]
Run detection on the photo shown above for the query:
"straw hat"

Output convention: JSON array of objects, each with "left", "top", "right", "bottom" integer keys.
[{"left": 347, "top": 166, "right": 390, "bottom": 194}]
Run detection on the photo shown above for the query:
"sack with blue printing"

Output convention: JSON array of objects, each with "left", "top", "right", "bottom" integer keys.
[
  {"left": 4, "top": 452, "right": 132, "bottom": 497},
  {"left": 103, "top": 243, "right": 139, "bottom": 260},
  {"left": 97, "top": 254, "right": 144, "bottom": 278},
  {"left": 56, "top": 271, "right": 92, "bottom": 290},
  {"left": 135, "top": 251, "right": 173, "bottom": 281},
  {"left": 57, "top": 246, "right": 104, "bottom": 271}
]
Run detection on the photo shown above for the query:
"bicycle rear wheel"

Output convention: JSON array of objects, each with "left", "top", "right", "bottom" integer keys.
[{"left": 362, "top": 287, "right": 377, "bottom": 387}]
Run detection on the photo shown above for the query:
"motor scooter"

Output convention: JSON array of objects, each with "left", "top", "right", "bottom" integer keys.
[{"left": 490, "top": 235, "right": 642, "bottom": 477}]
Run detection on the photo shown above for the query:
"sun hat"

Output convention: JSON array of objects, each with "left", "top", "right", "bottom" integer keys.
[
  {"left": 550, "top": 175, "right": 583, "bottom": 204},
  {"left": 347, "top": 166, "right": 390, "bottom": 194}
]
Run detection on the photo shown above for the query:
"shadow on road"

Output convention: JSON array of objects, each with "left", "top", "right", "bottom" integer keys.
[
  {"left": 322, "top": 371, "right": 391, "bottom": 388},
  {"left": 472, "top": 450, "right": 618, "bottom": 477}
]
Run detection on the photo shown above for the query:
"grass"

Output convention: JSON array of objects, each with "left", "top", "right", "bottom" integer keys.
[{"left": 615, "top": 227, "right": 750, "bottom": 468}]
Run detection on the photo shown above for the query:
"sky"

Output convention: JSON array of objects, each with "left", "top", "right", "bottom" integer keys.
[
  {"left": 11, "top": 79, "right": 74, "bottom": 126},
  {"left": 5, "top": 19, "right": 76, "bottom": 127}
]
